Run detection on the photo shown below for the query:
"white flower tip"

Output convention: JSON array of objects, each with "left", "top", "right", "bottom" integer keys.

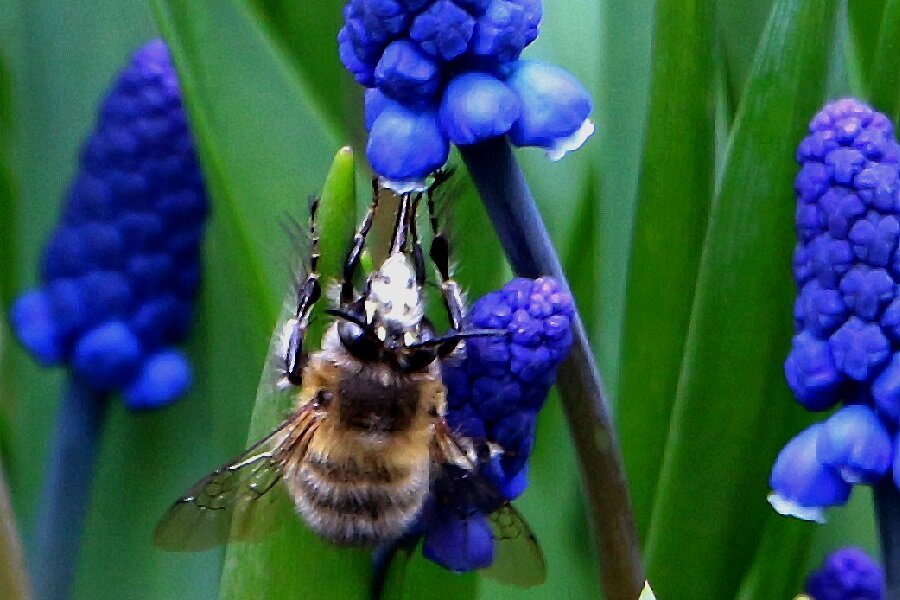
[
  {"left": 767, "top": 492, "right": 826, "bottom": 524},
  {"left": 839, "top": 467, "right": 865, "bottom": 484},
  {"left": 545, "top": 118, "right": 595, "bottom": 162},
  {"left": 380, "top": 177, "right": 428, "bottom": 194}
]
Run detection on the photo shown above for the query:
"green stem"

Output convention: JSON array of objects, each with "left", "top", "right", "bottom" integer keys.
[{"left": 460, "top": 138, "right": 644, "bottom": 600}]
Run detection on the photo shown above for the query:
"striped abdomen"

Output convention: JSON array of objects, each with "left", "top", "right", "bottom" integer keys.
[{"left": 287, "top": 440, "right": 431, "bottom": 545}]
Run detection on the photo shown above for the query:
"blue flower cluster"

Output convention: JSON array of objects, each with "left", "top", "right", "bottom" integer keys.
[
  {"left": 770, "top": 99, "right": 900, "bottom": 521},
  {"left": 805, "top": 547, "right": 884, "bottom": 600},
  {"left": 339, "top": 0, "right": 594, "bottom": 187},
  {"left": 9, "top": 39, "right": 207, "bottom": 411},
  {"left": 423, "top": 277, "right": 574, "bottom": 572}
]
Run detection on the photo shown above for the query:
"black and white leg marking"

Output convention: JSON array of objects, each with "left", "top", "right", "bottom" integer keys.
[
  {"left": 284, "top": 196, "right": 322, "bottom": 386},
  {"left": 341, "top": 179, "right": 380, "bottom": 306}
]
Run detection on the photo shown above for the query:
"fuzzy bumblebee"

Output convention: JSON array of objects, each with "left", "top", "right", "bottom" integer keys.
[{"left": 155, "top": 176, "right": 547, "bottom": 585}]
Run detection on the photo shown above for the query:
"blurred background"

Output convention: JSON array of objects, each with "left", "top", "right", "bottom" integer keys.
[{"left": 0, "top": 1, "right": 884, "bottom": 599}]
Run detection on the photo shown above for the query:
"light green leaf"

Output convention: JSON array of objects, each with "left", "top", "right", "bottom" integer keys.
[
  {"left": 616, "top": 0, "right": 715, "bottom": 544},
  {"left": 644, "top": 1, "right": 836, "bottom": 598},
  {"left": 217, "top": 147, "right": 370, "bottom": 600},
  {"left": 240, "top": 0, "right": 358, "bottom": 139}
]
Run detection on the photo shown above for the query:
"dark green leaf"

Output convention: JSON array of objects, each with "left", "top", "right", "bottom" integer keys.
[
  {"left": 616, "top": 0, "right": 715, "bottom": 543},
  {"left": 848, "top": 0, "right": 886, "bottom": 94},
  {"left": 644, "top": 1, "right": 836, "bottom": 598},
  {"left": 735, "top": 516, "right": 815, "bottom": 600},
  {"left": 872, "top": 0, "right": 900, "bottom": 120}
]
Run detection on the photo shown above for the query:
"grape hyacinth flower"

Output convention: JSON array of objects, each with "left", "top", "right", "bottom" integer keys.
[
  {"left": 804, "top": 547, "right": 884, "bottom": 600},
  {"left": 421, "top": 277, "right": 574, "bottom": 571},
  {"left": 9, "top": 39, "right": 208, "bottom": 599},
  {"left": 339, "top": 0, "right": 594, "bottom": 188},
  {"left": 11, "top": 39, "right": 206, "bottom": 409},
  {"left": 770, "top": 98, "right": 900, "bottom": 522}
]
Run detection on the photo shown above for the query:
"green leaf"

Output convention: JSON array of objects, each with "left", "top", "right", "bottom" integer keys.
[
  {"left": 848, "top": 0, "right": 886, "bottom": 95},
  {"left": 718, "top": 0, "right": 777, "bottom": 106},
  {"left": 644, "top": 1, "right": 837, "bottom": 598},
  {"left": 616, "top": 0, "right": 715, "bottom": 543},
  {"left": 735, "top": 515, "right": 815, "bottom": 600},
  {"left": 240, "top": 0, "right": 358, "bottom": 138},
  {"left": 871, "top": 0, "right": 900, "bottom": 120},
  {"left": 593, "top": 0, "right": 654, "bottom": 387},
  {"left": 217, "top": 148, "right": 370, "bottom": 600},
  {"left": 0, "top": 47, "right": 15, "bottom": 308}
]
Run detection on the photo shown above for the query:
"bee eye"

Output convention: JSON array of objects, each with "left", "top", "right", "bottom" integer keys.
[{"left": 338, "top": 320, "right": 381, "bottom": 362}]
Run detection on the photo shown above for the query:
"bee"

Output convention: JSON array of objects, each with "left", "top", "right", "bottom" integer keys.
[{"left": 154, "top": 174, "right": 546, "bottom": 586}]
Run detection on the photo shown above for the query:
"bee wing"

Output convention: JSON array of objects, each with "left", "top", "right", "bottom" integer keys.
[
  {"left": 154, "top": 407, "right": 321, "bottom": 551},
  {"left": 431, "top": 422, "right": 547, "bottom": 587},
  {"left": 482, "top": 504, "right": 547, "bottom": 587}
]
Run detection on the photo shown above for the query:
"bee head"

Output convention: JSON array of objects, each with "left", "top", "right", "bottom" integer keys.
[{"left": 329, "top": 253, "right": 504, "bottom": 372}]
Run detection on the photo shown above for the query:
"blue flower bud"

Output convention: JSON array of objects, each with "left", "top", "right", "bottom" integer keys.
[
  {"left": 505, "top": 61, "right": 594, "bottom": 159},
  {"left": 805, "top": 547, "right": 884, "bottom": 600},
  {"left": 818, "top": 189, "right": 865, "bottom": 239},
  {"left": 795, "top": 281, "right": 847, "bottom": 336},
  {"left": 808, "top": 235, "right": 854, "bottom": 289},
  {"left": 856, "top": 163, "right": 900, "bottom": 212},
  {"left": 422, "top": 512, "right": 494, "bottom": 572},
  {"left": 829, "top": 317, "right": 890, "bottom": 381},
  {"left": 849, "top": 212, "right": 900, "bottom": 268},
  {"left": 10, "top": 290, "right": 62, "bottom": 366},
  {"left": 838, "top": 266, "right": 894, "bottom": 320},
  {"left": 470, "top": 0, "right": 528, "bottom": 64},
  {"left": 339, "top": 0, "right": 592, "bottom": 182},
  {"left": 72, "top": 322, "right": 143, "bottom": 391},
  {"left": 768, "top": 425, "right": 852, "bottom": 523},
  {"left": 9, "top": 39, "right": 207, "bottom": 408},
  {"left": 338, "top": 25, "right": 376, "bottom": 86},
  {"left": 874, "top": 353, "right": 900, "bottom": 422},
  {"left": 375, "top": 40, "right": 441, "bottom": 102},
  {"left": 366, "top": 101, "right": 449, "bottom": 185},
  {"left": 364, "top": 87, "right": 392, "bottom": 131},
  {"left": 439, "top": 73, "right": 521, "bottom": 145},
  {"left": 409, "top": 1, "right": 475, "bottom": 62},
  {"left": 784, "top": 331, "right": 842, "bottom": 411},
  {"left": 818, "top": 405, "right": 892, "bottom": 484},
  {"left": 443, "top": 277, "right": 573, "bottom": 495},
  {"left": 124, "top": 350, "right": 192, "bottom": 411}
]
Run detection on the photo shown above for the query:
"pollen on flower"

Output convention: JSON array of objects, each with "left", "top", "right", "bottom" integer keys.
[{"left": 9, "top": 39, "right": 208, "bottom": 411}]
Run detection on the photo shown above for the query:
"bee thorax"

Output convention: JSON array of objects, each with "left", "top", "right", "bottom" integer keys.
[{"left": 366, "top": 253, "right": 423, "bottom": 331}]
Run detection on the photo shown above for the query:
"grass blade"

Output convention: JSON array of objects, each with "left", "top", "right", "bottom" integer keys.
[
  {"left": 616, "top": 0, "right": 715, "bottom": 543},
  {"left": 644, "top": 1, "right": 837, "bottom": 597},
  {"left": 871, "top": 0, "right": 900, "bottom": 120}
]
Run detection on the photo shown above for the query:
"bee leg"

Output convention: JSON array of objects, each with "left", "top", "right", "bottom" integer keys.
[
  {"left": 341, "top": 178, "right": 380, "bottom": 305},
  {"left": 409, "top": 192, "right": 427, "bottom": 286},
  {"left": 284, "top": 196, "right": 323, "bottom": 386},
  {"left": 426, "top": 179, "right": 465, "bottom": 344}
]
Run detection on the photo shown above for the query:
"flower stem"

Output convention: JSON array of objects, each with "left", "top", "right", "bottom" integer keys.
[
  {"left": 875, "top": 479, "right": 900, "bottom": 596},
  {"left": 33, "top": 376, "right": 107, "bottom": 600},
  {"left": 460, "top": 138, "right": 644, "bottom": 600}
]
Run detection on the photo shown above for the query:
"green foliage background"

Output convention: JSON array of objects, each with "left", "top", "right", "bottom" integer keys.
[{"left": 0, "top": 0, "right": 889, "bottom": 598}]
